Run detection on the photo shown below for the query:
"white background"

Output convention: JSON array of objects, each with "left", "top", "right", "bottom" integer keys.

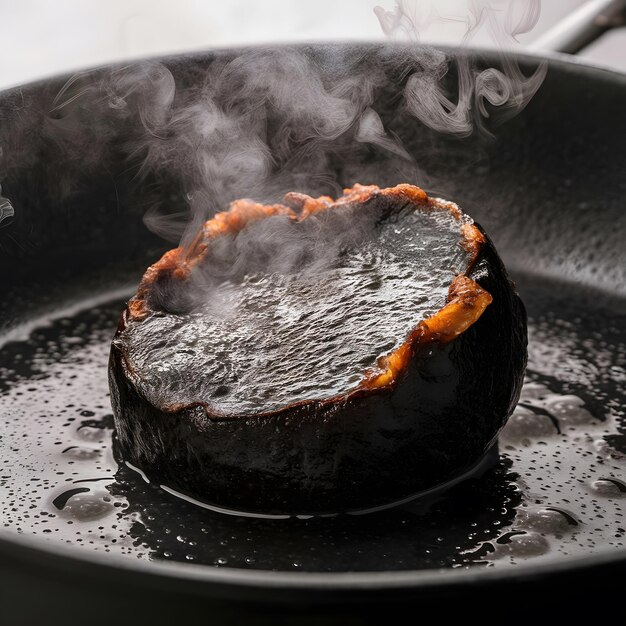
[{"left": 3, "top": 0, "right": 623, "bottom": 90}]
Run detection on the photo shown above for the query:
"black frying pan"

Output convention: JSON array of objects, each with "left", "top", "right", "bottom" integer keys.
[{"left": 0, "top": 37, "right": 625, "bottom": 625}]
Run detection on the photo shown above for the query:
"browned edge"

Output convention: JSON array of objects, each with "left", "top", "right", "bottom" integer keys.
[{"left": 115, "top": 183, "right": 492, "bottom": 420}]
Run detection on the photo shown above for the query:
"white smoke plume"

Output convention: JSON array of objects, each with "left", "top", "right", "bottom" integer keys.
[
  {"left": 374, "top": 0, "right": 546, "bottom": 136},
  {"left": 0, "top": 0, "right": 546, "bottom": 266}
]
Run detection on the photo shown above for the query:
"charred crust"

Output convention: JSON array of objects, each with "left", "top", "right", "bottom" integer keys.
[
  {"left": 109, "top": 184, "right": 527, "bottom": 514},
  {"left": 127, "top": 184, "right": 477, "bottom": 323},
  {"left": 123, "top": 184, "right": 493, "bottom": 413}
]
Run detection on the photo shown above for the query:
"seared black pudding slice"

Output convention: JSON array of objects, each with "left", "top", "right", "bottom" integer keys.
[
  {"left": 109, "top": 184, "right": 527, "bottom": 514},
  {"left": 119, "top": 192, "right": 471, "bottom": 414}
]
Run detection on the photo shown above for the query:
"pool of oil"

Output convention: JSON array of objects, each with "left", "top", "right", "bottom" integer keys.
[{"left": 0, "top": 273, "right": 625, "bottom": 572}]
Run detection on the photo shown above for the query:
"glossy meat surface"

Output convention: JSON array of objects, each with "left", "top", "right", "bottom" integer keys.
[{"left": 118, "top": 199, "right": 469, "bottom": 414}]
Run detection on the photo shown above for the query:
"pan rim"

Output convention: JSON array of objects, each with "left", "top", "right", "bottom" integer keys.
[
  {"left": 2, "top": 526, "right": 626, "bottom": 596},
  {"left": 0, "top": 39, "right": 624, "bottom": 97}
]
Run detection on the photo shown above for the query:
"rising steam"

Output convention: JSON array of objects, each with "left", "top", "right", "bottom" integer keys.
[
  {"left": 38, "top": 48, "right": 412, "bottom": 249},
  {"left": 1, "top": 0, "right": 546, "bottom": 269},
  {"left": 0, "top": 184, "right": 14, "bottom": 226},
  {"left": 374, "top": 0, "right": 546, "bottom": 135}
]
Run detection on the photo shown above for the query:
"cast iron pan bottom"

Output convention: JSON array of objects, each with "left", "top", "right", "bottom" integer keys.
[{"left": 1, "top": 269, "right": 625, "bottom": 577}]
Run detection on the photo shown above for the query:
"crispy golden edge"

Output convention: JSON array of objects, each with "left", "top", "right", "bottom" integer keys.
[
  {"left": 123, "top": 183, "right": 491, "bottom": 398},
  {"left": 359, "top": 275, "right": 492, "bottom": 390},
  {"left": 128, "top": 200, "right": 295, "bottom": 320}
]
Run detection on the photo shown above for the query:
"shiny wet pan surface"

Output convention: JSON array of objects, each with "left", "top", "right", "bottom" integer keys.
[
  {"left": 1, "top": 272, "right": 625, "bottom": 573},
  {"left": 0, "top": 43, "right": 626, "bottom": 620}
]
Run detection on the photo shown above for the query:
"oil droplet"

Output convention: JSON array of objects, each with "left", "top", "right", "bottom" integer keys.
[
  {"left": 493, "top": 531, "right": 550, "bottom": 559},
  {"left": 516, "top": 507, "right": 579, "bottom": 535},
  {"left": 590, "top": 478, "right": 626, "bottom": 497},
  {"left": 62, "top": 446, "right": 102, "bottom": 461},
  {"left": 500, "top": 405, "right": 557, "bottom": 443},
  {"left": 75, "top": 426, "right": 106, "bottom": 443},
  {"left": 51, "top": 486, "right": 115, "bottom": 521}
]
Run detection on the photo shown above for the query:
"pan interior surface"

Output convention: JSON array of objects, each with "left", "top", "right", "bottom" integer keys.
[
  {"left": 0, "top": 272, "right": 625, "bottom": 574},
  {"left": 1, "top": 44, "right": 626, "bottom": 584}
]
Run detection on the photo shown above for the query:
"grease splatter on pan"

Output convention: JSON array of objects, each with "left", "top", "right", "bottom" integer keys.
[{"left": 0, "top": 274, "right": 625, "bottom": 572}]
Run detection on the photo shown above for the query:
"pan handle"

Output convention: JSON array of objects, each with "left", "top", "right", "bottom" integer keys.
[{"left": 530, "top": 0, "right": 626, "bottom": 54}]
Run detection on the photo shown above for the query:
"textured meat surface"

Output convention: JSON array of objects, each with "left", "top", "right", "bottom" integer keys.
[{"left": 117, "top": 199, "right": 471, "bottom": 415}]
